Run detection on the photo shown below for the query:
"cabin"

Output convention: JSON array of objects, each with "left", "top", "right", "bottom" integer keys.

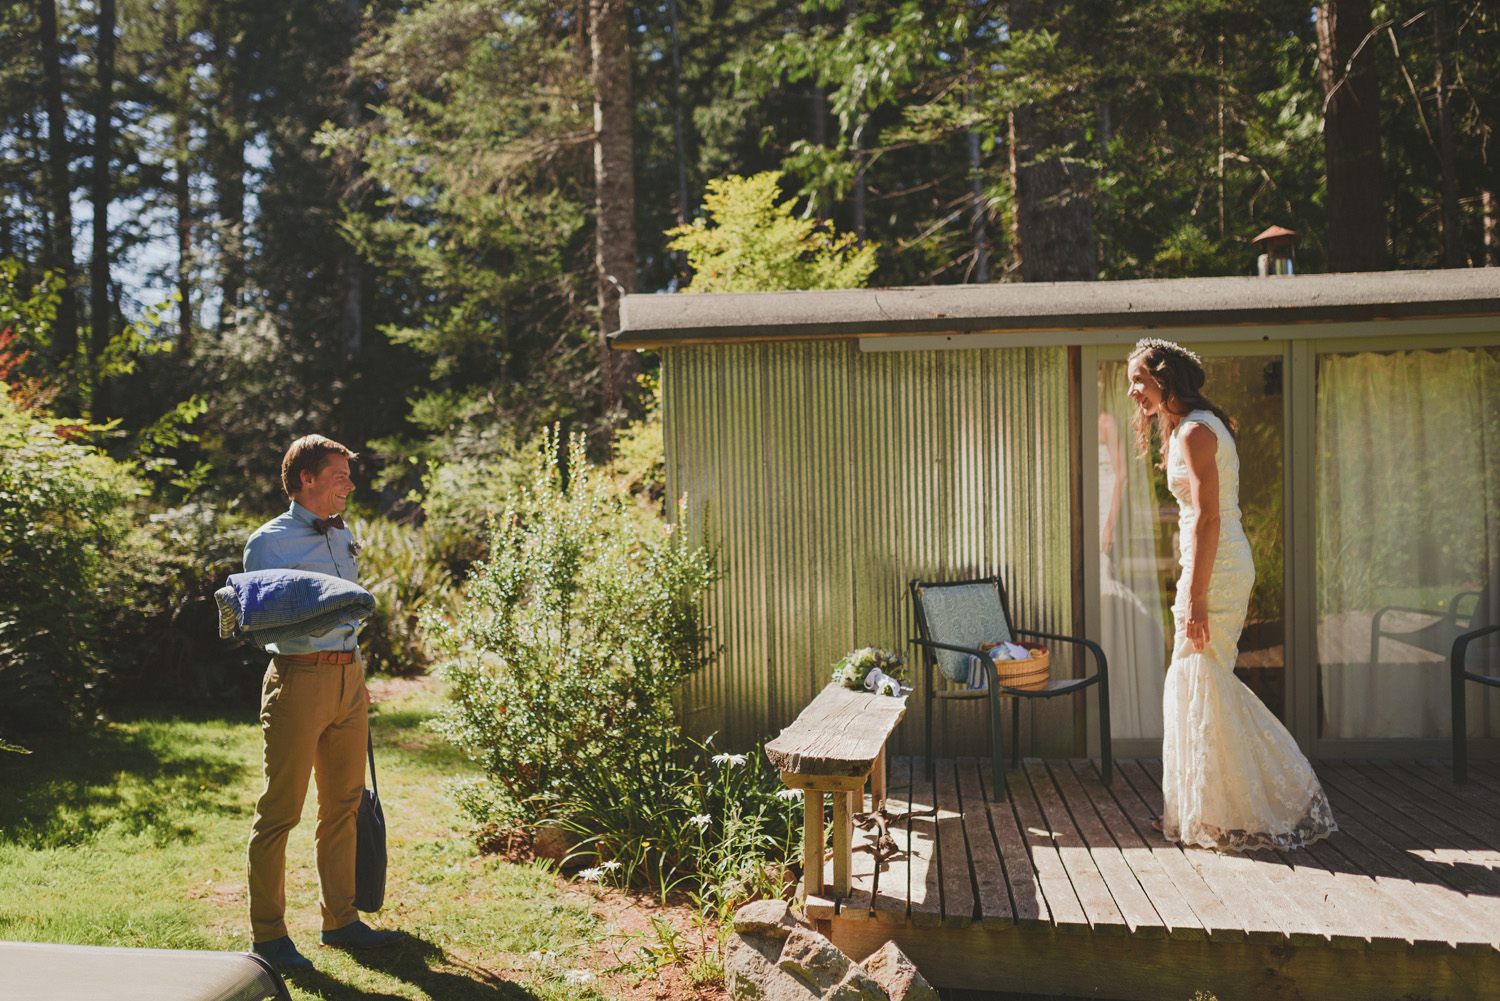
[{"left": 613, "top": 269, "right": 1500, "bottom": 1001}]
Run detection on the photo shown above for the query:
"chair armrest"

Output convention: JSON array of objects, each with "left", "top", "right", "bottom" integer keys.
[
  {"left": 1453, "top": 623, "right": 1500, "bottom": 687},
  {"left": 1010, "top": 628, "right": 1107, "bottom": 678},
  {"left": 1373, "top": 605, "right": 1447, "bottom": 632}
]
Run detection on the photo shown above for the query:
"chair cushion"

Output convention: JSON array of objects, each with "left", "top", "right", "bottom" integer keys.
[{"left": 916, "top": 583, "right": 1013, "bottom": 683}]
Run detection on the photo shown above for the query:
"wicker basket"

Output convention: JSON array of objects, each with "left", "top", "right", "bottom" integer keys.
[{"left": 980, "top": 642, "right": 1050, "bottom": 691}]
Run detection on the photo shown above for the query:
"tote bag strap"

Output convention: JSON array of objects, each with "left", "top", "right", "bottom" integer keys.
[{"left": 366, "top": 729, "right": 379, "bottom": 799}]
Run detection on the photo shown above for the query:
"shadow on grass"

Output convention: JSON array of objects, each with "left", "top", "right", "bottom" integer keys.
[
  {"left": 286, "top": 935, "right": 540, "bottom": 1001},
  {"left": 0, "top": 705, "right": 253, "bottom": 850}
]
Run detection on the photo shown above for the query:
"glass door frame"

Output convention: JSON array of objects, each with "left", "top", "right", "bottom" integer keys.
[
  {"left": 1085, "top": 328, "right": 1500, "bottom": 761},
  {"left": 1081, "top": 340, "right": 1294, "bottom": 760}
]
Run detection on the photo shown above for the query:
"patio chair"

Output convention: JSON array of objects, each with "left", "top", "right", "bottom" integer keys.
[
  {"left": 909, "top": 575, "right": 1110, "bottom": 798},
  {"left": 1449, "top": 577, "right": 1500, "bottom": 783}
]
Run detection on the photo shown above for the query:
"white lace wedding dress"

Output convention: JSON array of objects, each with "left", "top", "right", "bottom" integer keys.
[{"left": 1161, "top": 410, "right": 1337, "bottom": 852}]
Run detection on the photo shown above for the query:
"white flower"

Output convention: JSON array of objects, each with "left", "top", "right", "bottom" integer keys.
[
  {"left": 528, "top": 950, "right": 556, "bottom": 964},
  {"left": 600, "top": 860, "right": 622, "bottom": 871},
  {"left": 577, "top": 866, "right": 604, "bottom": 882},
  {"left": 689, "top": 813, "right": 712, "bottom": 829},
  {"left": 564, "top": 970, "right": 595, "bottom": 985},
  {"left": 776, "top": 788, "right": 804, "bottom": 801},
  {"left": 712, "top": 752, "right": 748, "bottom": 767}
]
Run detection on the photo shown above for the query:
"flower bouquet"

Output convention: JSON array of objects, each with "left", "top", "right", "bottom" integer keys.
[{"left": 831, "top": 646, "right": 910, "bottom": 697}]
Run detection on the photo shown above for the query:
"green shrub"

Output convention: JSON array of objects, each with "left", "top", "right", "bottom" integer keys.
[
  {"left": 0, "top": 395, "right": 141, "bottom": 741},
  {"left": 92, "top": 503, "right": 267, "bottom": 704},
  {"left": 348, "top": 516, "right": 457, "bottom": 676},
  {"left": 426, "top": 428, "right": 720, "bottom": 819}
]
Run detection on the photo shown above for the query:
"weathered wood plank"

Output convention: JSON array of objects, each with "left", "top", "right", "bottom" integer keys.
[
  {"left": 1365, "top": 760, "right": 1500, "bottom": 853},
  {"left": 1006, "top": 758, "right": 1091, "bottom": 934},
  {"left": 1284, "top": 837, "right": 1416, "bottom": 950},
  {"left": 1302, "top": 806, "right": 1499, "bottom": 952},
  {"left": 832, "top": 788, "right": 854, "bottom": 897},
  {"left": 872, "top": 755, "right": 913, "bottom": 924},
  {"left": 934, "top": 758, "right": 976, "bottom": 927},
  {"left": 1322, "top": 762, "right": 1500, "bottom": 897},
  {"left": 803, "top": 792, "right": 824, "bottom": 898},
  {"left": 837, "top": 789, "right": 874, "bottom": 920},
  {"left": 764, "top": 684, "right": 906, "bottom": 776},
  {"left": 978, "top": 758, "right": 1051, "bottom": 931},
  {"left": 1046, "top": 760, "right": 1168, "bottom": 938},
  {"left": 1118, "top": 759, "right": 1278, "bottom": 943},
  {"left": 827, "top": 910, "right": 1500, "bottom": 1001},
  {"left": 905, "top": 756, "right": 944, "bottom": 926},
  {"left": 1319, "top": 768, "right": 1500, "bottom": 913},
  {"left": 1022, "top": 759, "right": 1130, "bottom": 936},
  {"left": 954, "top": 758, "right": 1014, "bottom": 927},
  {"left": 1069, "top": 759, "right": 1207, "bottom": 941},
  {"left": 1407, "top": 760, "right": 1500, "bottom": 826}
]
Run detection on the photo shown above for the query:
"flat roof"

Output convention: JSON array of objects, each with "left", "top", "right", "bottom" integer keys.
[{"left": 612, "top": 269, "right": 1500, "bottom": 349}]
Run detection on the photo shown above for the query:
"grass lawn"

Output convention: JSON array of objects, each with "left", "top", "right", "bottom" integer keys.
[{"left": 0, "top": 676, "right": 697, "bottom": 1001}]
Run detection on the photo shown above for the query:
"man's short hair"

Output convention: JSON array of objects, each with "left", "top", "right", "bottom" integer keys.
[{"left": 281, "top": 435, "right": 358, "bottom": 499}]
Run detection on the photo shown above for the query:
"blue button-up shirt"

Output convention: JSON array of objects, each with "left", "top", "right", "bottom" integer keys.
[{"left": 243, "top": 501, "right": 361, "bottom": 655}]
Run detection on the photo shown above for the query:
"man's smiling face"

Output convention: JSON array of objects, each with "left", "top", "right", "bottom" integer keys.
[{"left": 299, "top": 454, "right": 354, "bottom": 518}]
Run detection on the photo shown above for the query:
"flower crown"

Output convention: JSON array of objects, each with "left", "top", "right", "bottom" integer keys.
[{"left": 1133, "top": 336, "right": 1202, "bottom": 366}]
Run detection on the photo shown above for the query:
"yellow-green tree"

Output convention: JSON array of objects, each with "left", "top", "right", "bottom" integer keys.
[{"left": 666, "top": 171, "right": 877, "bottom": 293}]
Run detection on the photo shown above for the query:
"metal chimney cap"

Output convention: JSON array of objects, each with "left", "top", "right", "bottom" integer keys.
[{"left": 1251, "top": 224, "right": 1300, "bottom": 247}]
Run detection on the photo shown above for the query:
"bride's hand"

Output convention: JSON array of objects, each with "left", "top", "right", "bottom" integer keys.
[{"left": 1186, "top": 596, "right": 1210, "bottom": 651}]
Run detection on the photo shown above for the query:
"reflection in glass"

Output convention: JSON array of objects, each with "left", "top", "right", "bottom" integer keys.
[
  {"left": 1099, "top": 355, "right": 1286, "bottom": 737},
  {"left": 1316, "top": 347, "right": 1500, "bottom": 739}
]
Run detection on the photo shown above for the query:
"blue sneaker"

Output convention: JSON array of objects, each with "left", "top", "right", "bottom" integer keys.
[
  {"left": 252, "top": 935, "right": 314, "bottom": 971},
  {"left": 320, "top": 920, "right": 404, "bottom": 950}
]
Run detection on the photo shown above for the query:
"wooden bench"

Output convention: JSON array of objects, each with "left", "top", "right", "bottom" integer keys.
[{"left": 764, "top": 683, "right": 907, "bottom": 905}]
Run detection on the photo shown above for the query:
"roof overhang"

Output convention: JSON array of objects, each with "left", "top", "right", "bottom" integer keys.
[{"left": 612, "top": 270, "right": 1500, "bottom": 350}]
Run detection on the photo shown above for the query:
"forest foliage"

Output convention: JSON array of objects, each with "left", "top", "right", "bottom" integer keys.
[{"left": 1, "top": 0, "right": 1497, "bottom": 744}]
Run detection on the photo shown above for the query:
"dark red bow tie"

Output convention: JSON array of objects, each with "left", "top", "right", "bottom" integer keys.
[{"left": 313, "top": 514, "right": 346, "bottom": 535}]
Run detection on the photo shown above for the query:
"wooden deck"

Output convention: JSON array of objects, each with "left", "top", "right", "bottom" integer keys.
[{"left": 818, "top": 756, "right": 1500, "bottom": 1001}]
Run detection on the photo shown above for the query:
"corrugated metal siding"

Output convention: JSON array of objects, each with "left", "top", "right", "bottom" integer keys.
[{"left": 664, "top": 341, "right": 1077, "bottom": 756}]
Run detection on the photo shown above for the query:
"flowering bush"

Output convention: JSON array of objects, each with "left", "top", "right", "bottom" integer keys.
[{"left": 831, "top": 646, "right": 909, "bottom": 696}]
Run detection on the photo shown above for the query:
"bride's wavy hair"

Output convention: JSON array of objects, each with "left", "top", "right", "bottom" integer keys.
[{"left": 1129, "top": 338, "right": 1237, "bottom": 468}]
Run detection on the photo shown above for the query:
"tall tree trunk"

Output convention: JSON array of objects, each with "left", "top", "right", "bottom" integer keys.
[
  {"left": 211, "top": 14, "right": 251, "bottom": 334},
  {"left": 170, "top": 5, "right": 193, "bottom": 354},
  {"left": 967, "top": 126, "right": 989, "bottom": 282},
  {"left": 1433, "top": 0, "right": 1461, "bottom": 268},
  {"left": 1484, "top": 190, "right": 1498, "bottom": 267},
  {"left": 668, "top": 0, "right": 688, "bottom": 228},
  {"left": 91, "top": 0, "right": 116, "bottom": 391},
  {"left": 341, "top": 0, "right": 362, "bottom": 365},
  {"left": 38, "top": 0, "right": 79, "bottom": 370},
  {"left": 1008, "top": 1, "right": 1096, "bottom": 282},
  {"left": 590, "top": 0, "right": 639, "bottom": 416},
  {"left": 1316, "top": 0, "right": 1387, "bottom": 272}
]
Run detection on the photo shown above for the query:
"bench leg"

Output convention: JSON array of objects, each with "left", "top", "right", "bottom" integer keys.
[
  {"left": 872, "top": 746, "right": 887, "bottom": 812},
  {"left": 803, "top": 793, "right": 824, "bottom": 898},
  {"left": 832, "top": 791, "right": 853, "bottom": 898}
]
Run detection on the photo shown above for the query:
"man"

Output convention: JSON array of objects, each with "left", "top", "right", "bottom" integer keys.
[{"left": 243, "top": 435, "right": 402, "bottom": 970}]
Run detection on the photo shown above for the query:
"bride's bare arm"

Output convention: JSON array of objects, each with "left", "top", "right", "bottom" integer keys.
[{"left": 1181, "top": 422, "right": 1219, "bottom": 652}]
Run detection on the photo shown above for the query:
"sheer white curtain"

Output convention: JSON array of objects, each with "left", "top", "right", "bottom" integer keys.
[
  {"left": 1317, "top": 347, "right": 1500, "bottom": 739},
  {"left": 1099, "top": 364, "right": 1170, "bottom": 739}
]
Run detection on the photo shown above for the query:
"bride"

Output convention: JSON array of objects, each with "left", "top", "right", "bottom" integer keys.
[{"left": 1127, "top": 338, "right": 1336, "bottom": 852}]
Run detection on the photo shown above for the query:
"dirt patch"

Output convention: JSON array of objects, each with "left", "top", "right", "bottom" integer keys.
[{"left": 366, "top": 673, "right": 441, "bottom": 706}]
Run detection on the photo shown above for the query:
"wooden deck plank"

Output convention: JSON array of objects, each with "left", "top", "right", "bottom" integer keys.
[
  {"left": 1106, "top": 758, "right": 1247, "bottom": 943},
  {"left": 1304, "top": 804, "right": 1500, "bottom": 952},
  {"left": 871, "top": 755, "right": 913, "bottom": 924},
  {"left": 1321, "top": 762, "right": 1500, "bottom": 897},
  {"left": 1021, "top": 759, "right": 1129, "bottom": 937},
  {"left": 1449, "top": 757, "right": 1500, "bottom": 799},
  {"left": 933, "top": 758, "right": 976, "bottom": 927},
  {"left": 1120, "top": 759, "right": 1287, "bottom": 943},
  {"left": 953, "top": 757, "right": 1014, "bottom": 927},
  {"left": 1045, "top": 760, "right": 1168, "bottom": 938},
  {"left": 1319, "top": 768, "right": 1500, "bottom": 912},
  {"left": 1406, "top": 760, "right": 1500, "bottom": 826},
  {"left": 1365, "top": 760, "right": 1500, "bottom": 852},
  {"left": 1290, "top": 836, "right": 1420, "bottom": 950},
  {"left": 978, "top": 758, "right": 1051, "bottom": 931},
  {"left": 1067, "top": 760, "right": 1208, "bottom": 941},
  {"left": 1003, "top": 758, "right": 1091, "bottom": 934},
  {"left": 904, "top": 756, "right": 944, "bottom": 926}
]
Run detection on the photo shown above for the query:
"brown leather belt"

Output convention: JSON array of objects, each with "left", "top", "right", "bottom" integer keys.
[{"left": 273, "top": 650, "right": 357, "bottom": 665}]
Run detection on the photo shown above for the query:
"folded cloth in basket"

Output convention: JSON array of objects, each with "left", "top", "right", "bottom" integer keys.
[
  {"left": 964, "top": 642, "right": 1033, "bottom": 691},
  {"left": 215, "top": 569, "right": 375, "bottom": 647}
]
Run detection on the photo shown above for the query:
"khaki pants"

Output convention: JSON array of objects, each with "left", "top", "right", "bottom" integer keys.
[{"left": 247, "top": 654, "right": 368, "bottom": 943}]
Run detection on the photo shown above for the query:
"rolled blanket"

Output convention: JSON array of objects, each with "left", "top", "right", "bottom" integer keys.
[{"left": 215, "top": 569, "right": 375, "bottom": 647}]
